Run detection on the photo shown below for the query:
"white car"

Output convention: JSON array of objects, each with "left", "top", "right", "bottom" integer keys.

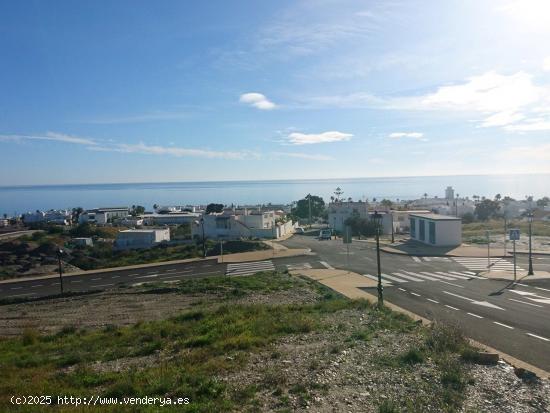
[
  {"left": 318, "top": 229, "right": 332, "bottom": 240},
  {"left": 294, "top": 227, "right": 305, "bottom": 234}
]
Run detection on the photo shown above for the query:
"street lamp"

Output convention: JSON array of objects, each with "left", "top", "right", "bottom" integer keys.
[
  {"left": 390, "top": 210, "right": 395, "bottom": 244},
  {"left": 56, "top": 248, "right": 64, "bottom": 294},
  {"left": 372, "top": 211, "right": 383, "bottom": 308},
  {"left": 527, "top": 212, "right": 534, "bottom": 275},
  {"left": 200, "top": 217, "right": 206, "bottom": 258}
]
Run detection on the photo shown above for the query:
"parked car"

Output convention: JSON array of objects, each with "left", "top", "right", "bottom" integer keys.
[
  {"left": 294, "top": 227, "right": 305, "bottom": 234},
  {"left": 318, "top": 229, "right": 332, "bottom": 240}
]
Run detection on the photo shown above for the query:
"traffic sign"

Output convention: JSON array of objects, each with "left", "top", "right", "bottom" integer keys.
[{"left": 509, "top": 229, "right": 520, "bottom": 241}]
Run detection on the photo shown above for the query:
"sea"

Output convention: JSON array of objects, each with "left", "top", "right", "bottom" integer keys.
[{"left": 1, "top": 174, "right": 549, "bottom": 215}]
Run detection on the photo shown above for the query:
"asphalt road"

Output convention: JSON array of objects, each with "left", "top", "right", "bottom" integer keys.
[
  {"left": 281, "top": 235, "right": 550, "bottom": 372},
  {"left": 2, "top": 235, "right": 550, "bottom": 372}
]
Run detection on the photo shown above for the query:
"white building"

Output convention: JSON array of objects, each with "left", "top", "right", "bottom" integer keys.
[
  {"left": 141, "top": 212, "right": 201, "bottom": 226},
  {"left": 79, "top": 207, "right": 129, "bottom": 225},
  {"left": 392, "top": 210, "right": 431, "bottom": 233},
  {"left": 192, "top": 209, "right": 295, "bottom": 240},
  {"left": 445, "top": 186, "right": 455, "bottom": 200},
  {"left": 409, "top": 213, "right": 461, "bottom": 247},
  {"left": 114, "top": 228, "right": 170, "bottom": 250},
  {"left": 328, "top": 201, "right": 369, "bottom": 232},
  {"left": 23, "top": 209, "right": 71, "bottom": 225},
  {"left": 73, "top": 237, "right": 93, "bottom": 247}
]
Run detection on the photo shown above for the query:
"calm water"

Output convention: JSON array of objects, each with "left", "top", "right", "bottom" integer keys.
[{"left": 1, "top": 174, "right": 549, "bottom": 215}]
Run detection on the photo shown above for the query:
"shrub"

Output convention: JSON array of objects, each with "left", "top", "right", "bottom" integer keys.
[{"left": 400, "top": 347, "right": 425, "bottom": 365}]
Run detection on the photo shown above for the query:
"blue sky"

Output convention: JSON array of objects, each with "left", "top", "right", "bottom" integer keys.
[{"left": 2, "top": 0, "right": 550, "bottom": 185}]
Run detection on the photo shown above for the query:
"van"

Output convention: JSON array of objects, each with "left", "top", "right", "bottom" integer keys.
[{"left": 318, "top": 229, "right": 332, "bottom": 240}]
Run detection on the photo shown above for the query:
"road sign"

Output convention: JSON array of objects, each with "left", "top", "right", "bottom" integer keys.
[
  {"left": 343, "top": 226, "right": 352, "bottom": 244},
  {"left": 509, "top": 229, "right": 520, "bottom": 241}
]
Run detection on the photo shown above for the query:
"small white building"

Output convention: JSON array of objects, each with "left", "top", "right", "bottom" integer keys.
[
  {"left": 73, "top": 237, "right": 93, "bottom": 247},
  {"left": 79, "top": 207, "right": 129, "bottom": 225},
  {"left": 23, "top": 209, "right": 71, "bottom": 225},
  {"left": 141, "top": 212, "right": 201, "bottom": 226},
  {"left": 409, "top": 213, "right": 461, "bottom": 247},
  {"left": 114, "top": 228, "right": 170, "bottom": 250},
  {"left": 328, "top": 201, "right": 369, "bottom": 232}
]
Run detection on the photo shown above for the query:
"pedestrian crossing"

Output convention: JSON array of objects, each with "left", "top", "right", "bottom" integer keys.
[
  {"left": 362, "top": 270, "right": 484, "bottom": 286},
  {"left": 286, "top": 262, "right": 313, "bottom": 271},
  {"left": 452, "top": 257, "right": 523, "bottom": 272},
  {"left": 225, "top": 260, "right": 275, "bottom": 276},
  {"left": 411, "top": 256, "right": 452, "bottom": 262}
]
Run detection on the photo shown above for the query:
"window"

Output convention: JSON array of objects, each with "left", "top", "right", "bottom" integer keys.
[
  {"left": 429, "top": 221, "right": 436, "bottom": 244},
  {"left": 410, "top": 218, "right": 416, "bottom": 237},
  {"left": 419, "top": 219, "right": 425, "bottom": 241}
]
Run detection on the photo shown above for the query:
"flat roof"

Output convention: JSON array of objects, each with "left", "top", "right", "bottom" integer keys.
[{"left": 409, "top": 213, "right": 461, "bottom": 221}]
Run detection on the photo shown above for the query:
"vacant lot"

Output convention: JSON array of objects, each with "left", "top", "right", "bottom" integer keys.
[{"left": 0, "top": 273, "right": 548, "bottom": 412}]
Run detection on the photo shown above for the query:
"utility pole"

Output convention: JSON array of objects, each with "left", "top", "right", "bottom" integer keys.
[
  {"left": 528, "top": 212, "right": 534, "bottom": 275},
  {"left": 486, "top": 230, "right": 490, "bottom": 272},
  {"left": 200, "top": 217, "right": 206, "bottom": 258},
  {"left": 308, "top": 194, "right": 312, "bottom": 228},
  {"left": 513, "top": 238, "right": 517, "bottom": 282},
  {"left": 373, "top": 211, "right": 383, "bottom": 308},
  {"left": 390, "top": 211, "right": 394, "bottom": 244},
  {"left": 57, "top": 248, "right": 64, "bottom": 294},
  {"left": 220, "top": 239, "right": 224, "bottom": 263},
  {"left": 503, "top": 215, "right": 507, "bottom": 256}
]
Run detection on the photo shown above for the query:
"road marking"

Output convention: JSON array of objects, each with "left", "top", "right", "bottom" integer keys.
[
  {"left": 158, "top": 275, "right": 184, "bottom": 280},
  {"left": 535, "top": 286, "right": 550, "bottom": 292},
  {"left": 147, "top": 271, "right": 158, "bottom": 275},
  {"left": 427, "top": 298, "right": 439, "bottom": 304},
  {"left": 71, "top": 280, "right": 82, "bottom": 283},
  {"left": 410, "top": 292, "right": 421, "bottom": 297},
  {"left": 166, "top": 269, "right": 178, "bottom": 272},
  {"left": 136, "top": 274, "right": 159, "bottom": 279},
  {"left": 467, "top": 312, "right": 483, "bottom": 319},
  {"left": 444, "top": 305, "right": 459, "bottom": 311},
  {"left": 423, "top": 257, "right": 431, "bottom": 261},
  {"left": 494, "top": 322, "right": 514, "bottom": 329},
  {"left": 526, "top": 333, "right": 550, "bottom": 342},
  {"left": 398, "top": 287, "right": 406, "bottom": 292},
  {"left": 403, "top": 271, "right": 439, "bottom": 281},
  {"left": 412, "top": 256, "right": 421, "bottom": 263},
  {"left": 10, "top": 287, "right": 22, "bottom": 290},
  {"left": 436, "top": 271, "right": 470, "bottom": 280},
  {"left": 442, "top": 290, "right": 505, "bottom": 310},
  {"left": 421, "top": 272, "right": 459, "bottom": 281},
  {"left": 112, "top": 276, "right": 120, "bottom": 279},
  {"left": 6, "top": 293, "right": 36, "bottom": 297},
  {"left": 128, "top": 273, "right": 139, "bottom": 276},
  {"left": 508, "top": 298, "right": 543, "bottom": 308},
  {"left": 381, "top": 273, "right": 409, "bottom": 283},
  {"left": 443, "top": 291, "right": 473, "bottom": 301},
  {"left": 51, "top": 282, "right": 59, "bottom": 285},
  {"left": 91, "top": 278, "right": 102, "bottom": 281},
  {"left": 392, "top": 272, "right": 424, "bottom": 282},
  {"left": 319, "top": 261, "right": 334, "bottom": 269},
  {"left": 92, "top": 283, "right": 114, "bottom": 287},
  {"left": 437, "top": 280, "right": 465, "bottom": 288},
  {"left": 30, "top": 284, "right": 43, "bottom": 288},
  {"left": 362, "top": 274, "right": 392, "bottom": 286},
  {"left": 448, "top": 271, "right": 486, "bottom": 280}
]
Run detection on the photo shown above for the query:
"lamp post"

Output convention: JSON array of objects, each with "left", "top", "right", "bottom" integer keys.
[
  {"left": 373, "top": 211, "right": 383, "bottom": 308},
  {"left": 56, "top": 248, "right": 64, "bottom": 294},
  {"left": 390, "top": 211, "right": 394, "bottom": 244},
  {"left": 527, "top": 212, "right": 534, "bottom": 275},
  {"left": 200, "top": 217, "right": 206, "bottom": 258}
]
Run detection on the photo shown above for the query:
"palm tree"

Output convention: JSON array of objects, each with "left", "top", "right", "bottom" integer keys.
[
  {"left": 495, "top": 194, "right": 502, "bottom": 202},
  {"left": 423, "top": 193, "right": 428, "bottom": 200}
]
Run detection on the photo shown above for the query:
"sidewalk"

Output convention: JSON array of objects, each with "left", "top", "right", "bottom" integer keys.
[
  {"left": 479, "top": 270, "right": 550, "bottom": 281},
  {"left": 380, "top": 240, "right": 511, "bottom": 258}
]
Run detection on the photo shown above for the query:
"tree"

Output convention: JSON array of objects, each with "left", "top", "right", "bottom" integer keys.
[
  {"left": 130, "top": 205, "right": 145, "bottom": 216},
  {"left": 71, "top": 207, "right": 83, "bottom": 224},
  {"left": 494, "top": 194, "right": 502, "bottom": 202},
  {"left": 462, "top": 212, "right": 475, "bottom": 224},
  {"left": 291, "top": 195, "right": 325, "bottom": 220},
  {"left": 380, "top": 199, "right": 393, "bottom": 208},
  {"left": 333, "top": 187, "right": 344, "bottom": 202},
  {"left": 206, "top": 203, "right": 224, "bottom": 214},
  {"left": 474, "top": 199, "right": 500, "bottom": 221},
  {"left": 344, "top": 212, "right": 378, "bottom": 237},
  {"left": 537, "top": 197, "right": 550, "bottom": 207}
]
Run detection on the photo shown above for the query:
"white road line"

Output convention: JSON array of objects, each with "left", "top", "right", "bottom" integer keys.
[
  {"left": 448, "top": 271, "right": 486, "bottom": 280},
  {"left": 427, "top": 298, "right": 439, "bottom": 304},
  {"left": 166, "top": 269, "right": 178, "bottom": 272},
  {"left": 136, "top": 274, "right": 159, "bottom": 279},
  {"left": 362, "top": 274, "right": 392, "bottom": 285},
  {"left": 403, "top": 271, "right": 439, "bottom": 281},
  {"left": 437, "top": 280, "right": 465, "bottom": 288},
  {"left": 412, "top": 256, "right": 421, "bottom": 263},
  {"left": 92, "top": 283, "right": 114, "bottom": 287},
  {"left": 381, "top": 273, "right": 409, "bottom": 283},
  {"left": 71, "top": 280, "right": 82, "bottom": 283},
  {"left": 535, "top": 286, "right": 550, "bottom": 292},
  {"left": 30, "top": 284, "right": 43, "bottom": 288},
  {"left": 128, "top": 273, "right": 139, "bottom": 276},
  {"left": 112, "top": 276, "right": 120, "bottom": 279},
  {"left": 444, "top": 305, "right": 459, "bottom": 311},
  {"left": 494, "top": 322, "right": 514, "bottom": 330},
  {"left": 526, "top": 333, "right": 550, "bottom": 342},
  {"left": 91, "top": 278, "right": 102, "bottom": 281},
  {"left": 436, "top": 271, "right": 470, "bottom": 280},
  {"left": 410, "top": 292, "right": 421, "bottom": 297},
  {"left": 467, "top": 312, "right": 483, "bottom": 319},
  {"left": 392, "top": 272, "right": 424, "bottom": 282},
  {"left": 422, "top": 257, "right": 431, "bottom": 262},
  {"left": 442, "top": 291, "right": 474, "bottom": 301},
  {"left": 10, "top": 287, "right": 22, "bottom": 290},
  {"left": 508, "top": 298, "right": 543, "bottom": 308},
  {"left": 319, "top": 261, "right": 334, "bottom": 269},
  {"left": 6, "top": 293, "right": 36, "bottom": 297},
  {"left": 398, "top": 287, "right": 407, "bottom": 292},
  {"left": 227, "top": 261, "right": 272, "bottom": 268},
  {"left": 147, "top": 272, "right": 158, "bottom": 275},
  {"left": 421, "top": 272, "right": 459, "bottom": 281}
]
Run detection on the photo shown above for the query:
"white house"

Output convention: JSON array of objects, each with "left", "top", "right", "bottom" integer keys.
[
  {"left": 409, "top": 213, "right": 461, "bottom": 247},
  {"left": 141, "top": 212, "right": 201, "bottom": 226},
  {"left": 114, "top": 228, "right": 170, "bottom": 250},
  {"left": 328, "top": 201, "right": 369, "bottom": 232},
  {"left": 79, "top": 207, "right": 129, "bottom": 225},
  {"left": 23, "top": 209, "right": 71, "bottom": 225}
]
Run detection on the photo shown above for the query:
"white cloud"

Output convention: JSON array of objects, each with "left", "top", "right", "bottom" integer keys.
[
  {"left": 388, "top": 132, "right": 425, "bottom": 140},
  {"left": 284, "top": 131, "right": 353, "bottom": 145},
  {"left": 91, "top": 142, "right": 259, "bottom": 160},
  {"left": 239, "top": 93, "right": 276, "bottom": 110},
  {"left": 0, "top": 132, "right": 96, "bottom": 146},
  {"left": 544, "top": 56, "right": 550, "bottom": 71},
  {"left": 271, "top": 151, "right": 333, "bottom": 161},
  {"left": 480, "top": 111, "right": 525, "bottom": 127}
]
